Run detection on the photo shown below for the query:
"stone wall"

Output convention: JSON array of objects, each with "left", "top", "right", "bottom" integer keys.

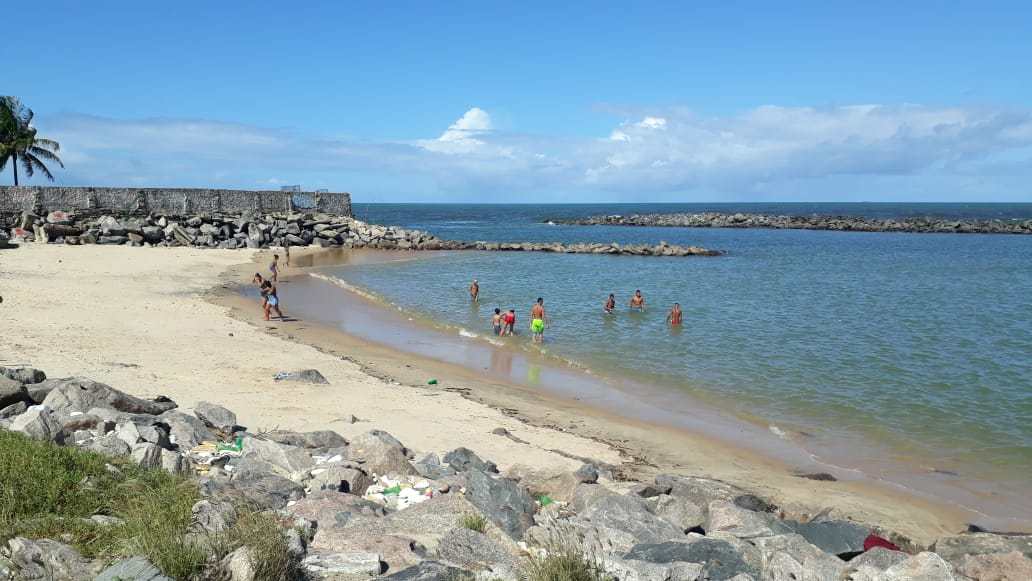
[{"left": 0, "top": 186, "right": 352, "bottom": 217}]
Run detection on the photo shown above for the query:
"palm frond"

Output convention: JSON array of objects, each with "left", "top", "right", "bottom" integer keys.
[
  {"left": 22, "top": 152, "right": 56, "bottom": 181},
  {"left": 32, "top": 138, "right": 60, "bottom": 151},
  {"left": 27, "top": 145, "right": 63, "bottom": 167}
]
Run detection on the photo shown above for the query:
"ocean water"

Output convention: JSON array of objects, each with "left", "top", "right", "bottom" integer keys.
[{"left": 317, "top": 203, "right": 1032, "bottom": 519}]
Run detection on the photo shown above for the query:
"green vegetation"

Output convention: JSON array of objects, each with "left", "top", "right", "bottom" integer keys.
[
  {"left": 459, "top": 512, "right": 488, "bottom": 533},
  {"left": 521, "top": 526, "right": 607, "bottom": 581},
  {"left": 0, "top": 96, "right": 63, "bottom": 186},
  {"left": 0, "top": 430, "right": 299, "bottom": 580}
]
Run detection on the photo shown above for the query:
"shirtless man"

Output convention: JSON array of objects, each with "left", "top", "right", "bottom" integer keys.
[
  {"left": 666, "top": 302, "right": 683, "bottom": 325},
  {"left": 530, "top": 298, "right": 547, "bottom": 343},
  {"left": 604, "top": 293, "right": 616, "bottom": 314},
  {"left": 629, "top": 289, "right": 646, "bottom": 311},
  {"left": 270, "top": 254, "right": 280, "bottom": 283},
  {"left": 492, "top": 308, "right": 503, "bottom": 335},
  {"left": 470, "top": 279, "right": 480, "bottom": 303}
]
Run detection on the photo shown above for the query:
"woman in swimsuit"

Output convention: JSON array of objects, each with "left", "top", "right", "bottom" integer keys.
[
  {"left": 270, "top": 254, "right": 280, "bottom": 283},
  {"left": 604, "top": 293, "right": 616, "bottom": 314}
]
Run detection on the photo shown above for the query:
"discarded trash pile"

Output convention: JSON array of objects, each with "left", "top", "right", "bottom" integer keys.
[
  {"left": 1, "top": 365, "right": 1029, "bottom": 580},
  {"left": 0, "top": 210, "right": 723, "bottom": 256}
]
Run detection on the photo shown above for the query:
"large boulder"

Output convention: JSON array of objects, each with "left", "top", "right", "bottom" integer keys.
[
  {"left": 239, "top": 435, "right": 314, "bottom": 477},
  {"left": 932, "top": 532, "right": 1032, "bottom": 563},
  {"left": 85, "top": 432, "right": 133, "bottom": 457},
  {"left": 881, "top": 552, "right": 962, "bottom": 580},
  {"left": 0, "top": 401, "right": 27, "bottom": 420},
  {"left": 384, "top": 561, "right": 470, "bottom": 581},
  {"left": 750, "top": 534, "right": 847, "bottom": 579},
  {"left": 309, "top": 464, "right": 373, "bottom": 494},
  {"left": 436, "top": 527, "right": 518, "bottom": 571},
  {"left": 624, "top": 539, "right": 760, "bottom": 581},
  {"left": 571, "top": 484, "right": 684, "bottom": 547},
  {"left": 786, "top": 518, "right": 870, "bottom": 556},
  {"left": 228, "top": 471, "right": 306, "bottom": 509},
  {"left": 9, "top": 406, "right": 63, "bottom": 443},
  {"left": 193, "top": 401, "right": 240, "bottom": 432},
  {"left": 644, "top": 494, "right": 705, "bottom": 533},
  {"left": 41, "top": 377, "right": 177, "bottom": 415},
  {"left": 0, "top": 375, "right": 29, "bottom": 408},
  {"left": 443, "top": 447, "right": 498, "bottom": 474},
  {"left": 347, "top": 430, "right": 417, "bottom": 476},
  {"left": 95, "top": 556, "right": 173, "bottom": 581},
  {"left": 705, "top": 500, "right": 792, "bottom": 539},
  {"left": 1, "top": 366, "right": 46, "bottom": 384},
  {"left": 158, "top": 409, "right": 216, "bottom": 450},
  {"left": 6, "top": 537, "right": 98, "bottom": 580},
  {"left": 465, "top": 469, "right": 537, "bottom": 540},
  {"left": 957, "top": 550, "right": 1032, "bottom": 581},
  {"left": 266, "top": 429, "right": 348, "bottom": 450},
  {"left": 302, "top": 552, "right": 384, "bottom": 578}
]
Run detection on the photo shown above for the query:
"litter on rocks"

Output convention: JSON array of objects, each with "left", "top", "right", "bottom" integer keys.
[
  {"left": 186, "top": 439, "right": 243, "bottom": 473},
  {"left": 364, "top": 475, "right": 434, "bottom": 510}
]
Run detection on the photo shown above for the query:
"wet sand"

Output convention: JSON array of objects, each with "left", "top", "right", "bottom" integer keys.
[{"left": 210, "top": 247, "right": 1010, "bottom": 545}]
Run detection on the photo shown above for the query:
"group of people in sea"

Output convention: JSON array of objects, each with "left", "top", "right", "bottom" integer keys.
[{"left": 472, "top": 280, "right": 682, "bottom": 343}]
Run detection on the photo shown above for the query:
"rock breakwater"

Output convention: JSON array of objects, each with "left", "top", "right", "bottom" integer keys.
[
  {"left": 1, "top": 210, "right": 722, "bottom": 257},
  {"left": 552, "top": 212, "right": 1032, "bottom": 235},
  {"left": 2, "top": 364, "right": 1029, "bottom": 580}
]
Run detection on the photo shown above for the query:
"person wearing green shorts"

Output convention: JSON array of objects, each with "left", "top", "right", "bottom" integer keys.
[{"left": 530, "top": 297, "right": 547, "bottom": 343}]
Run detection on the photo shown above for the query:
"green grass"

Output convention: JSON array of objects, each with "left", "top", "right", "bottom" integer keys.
[
  {"left": 522, "top": 525, "right": 607, "bottom": 581},
  {"left": 458, "top": 512, "right": 488, "bottom": 533},
  {"left": 0, "top": 430, "right": 303, "bottom": 580}
]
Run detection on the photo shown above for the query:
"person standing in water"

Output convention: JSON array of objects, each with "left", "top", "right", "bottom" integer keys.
[
  {"left": 470, "top": 279, "right": 480, "bottom": 303},
  {"left": 502, "top": 309, "right": 517, "bottom": 336},
  {"left": 629, "top": 289, "right": 646, "bottom": 311},
  {"left": 270, "top": 254, "right": 280, "bottom": 283},
  {"left": 530, "top": 297, "right": 547, "bottom": 343},
  {"left": 604, "top": 293, "right": 616, "bottom": 314},
  {"left": 492, "top": 308, "right": 503, "bottom": 336},
  {"left": 284, "top": 245, "right": 291, "bottom": 267},
  {"left": 666, "top": 303, "right": 683, "bottom": 325}
]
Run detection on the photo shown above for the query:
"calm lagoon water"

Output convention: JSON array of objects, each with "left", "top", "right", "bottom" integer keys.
[{"left": 316, "top": 203, "right": 1032, "bottom": 520}]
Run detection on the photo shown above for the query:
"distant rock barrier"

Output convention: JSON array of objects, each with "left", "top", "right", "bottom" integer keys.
[
  {"left": 1, "top": 210, "right": 723, "bottom": 256},
  {"left": 550, "top": 212, "right": 1032, "bottom": 235}
]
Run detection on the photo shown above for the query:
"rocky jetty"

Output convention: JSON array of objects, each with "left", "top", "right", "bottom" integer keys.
[
  {"left": 551, "top": 212, "right": 1032, "bottom": 235},
  {"left": 2, "top": 365, "right": 1029, "bottom": 580},
  {"left": 0, "top": 210, "right": 722, "bottom": 257}
]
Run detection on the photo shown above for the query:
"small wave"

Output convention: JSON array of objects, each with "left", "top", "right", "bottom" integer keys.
[
  {"left": 459, "top": 329, "right": 479, "bottom": 339},
  {"left": 769, "top": 425, "right": 789, "bottom": 439},
  {"left": 309, "top": 272, "right": 382, "bottom": 303}
]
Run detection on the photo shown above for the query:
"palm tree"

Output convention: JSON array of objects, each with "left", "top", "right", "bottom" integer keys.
[{"left": 0, "top": 97, "right": 63, "bottom": 186}]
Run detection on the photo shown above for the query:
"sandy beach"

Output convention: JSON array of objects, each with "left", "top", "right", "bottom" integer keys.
[{"left": 0, "top": 243, "right": 978, "bottom": 546}]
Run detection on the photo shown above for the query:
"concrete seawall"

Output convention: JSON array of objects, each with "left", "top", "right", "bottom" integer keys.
[{"left": 0, "top": 186, "right": 352, "bottom": 217}]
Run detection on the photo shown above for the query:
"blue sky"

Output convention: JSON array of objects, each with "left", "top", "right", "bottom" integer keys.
[{"left": 8, "top": 1, "right": 1032, "bottom": 201}]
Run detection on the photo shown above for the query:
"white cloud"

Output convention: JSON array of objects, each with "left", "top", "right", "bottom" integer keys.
[{"left": 30, "top": 104, "right": 1032, "bottom": 200}]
